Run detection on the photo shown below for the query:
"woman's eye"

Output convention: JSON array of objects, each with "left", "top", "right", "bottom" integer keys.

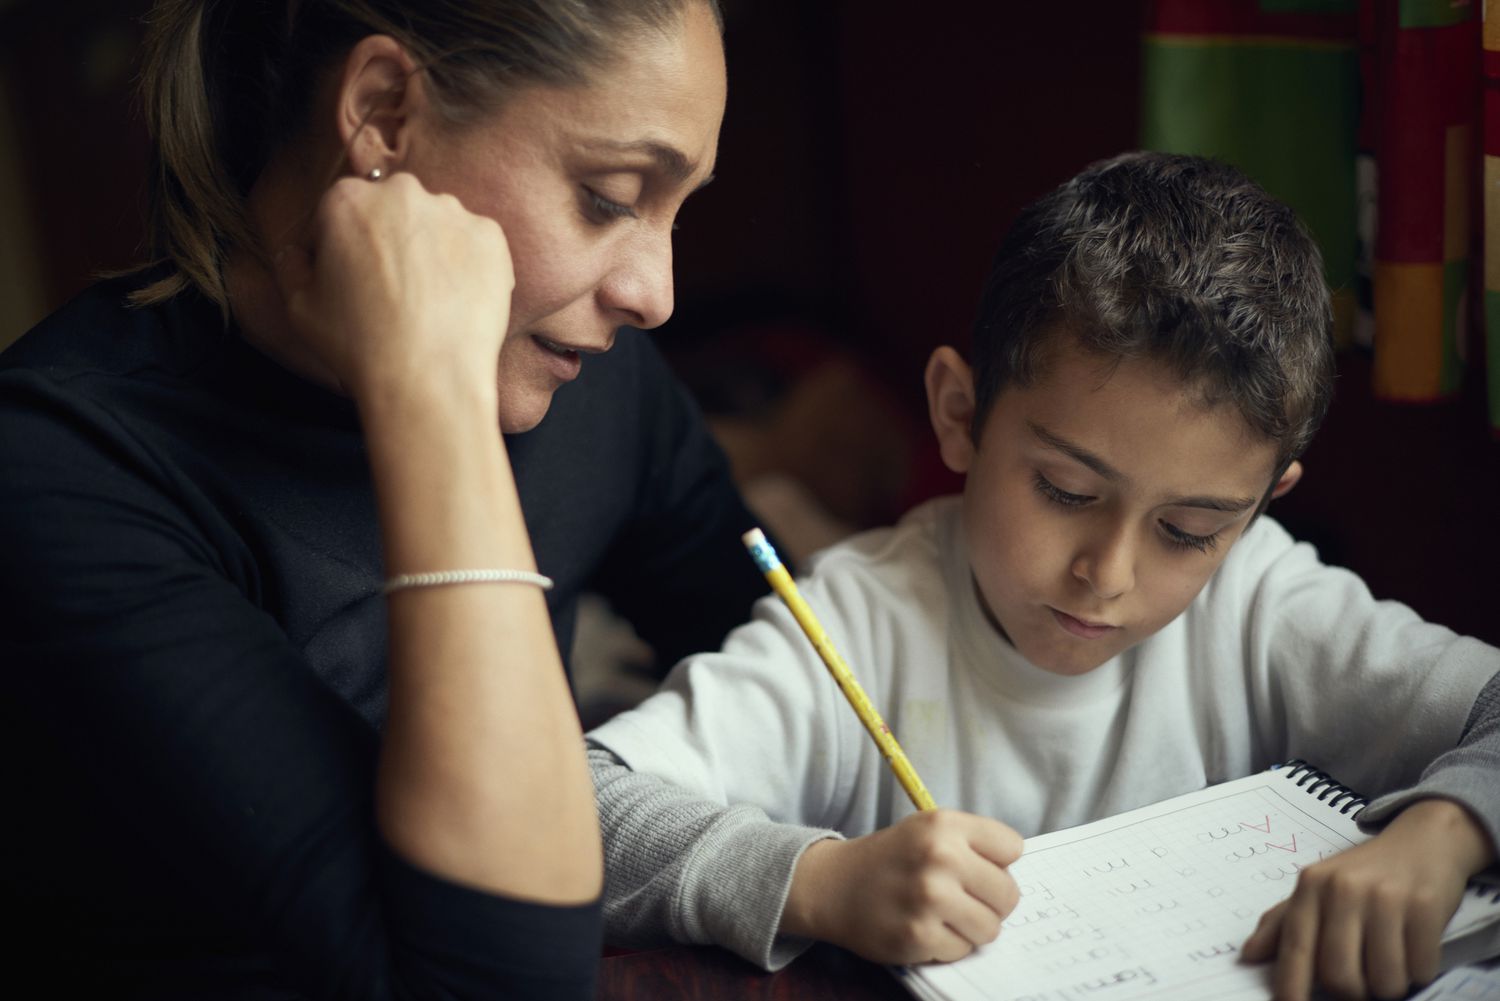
[
  {"left": 1033, "top": 472, "right": 1092, "bottom": 509},
  {"left": 1160, "top": 520, "right": 1219, "bottom": 554},
  {"left": 586, "top": 190, "right": 638, "bottom": 222}
]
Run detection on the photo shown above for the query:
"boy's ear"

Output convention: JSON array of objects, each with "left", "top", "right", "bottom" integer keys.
[
  {"left": 1269, "top": 459, "right": 1303, "bottom": 500},
  {"left": 334, "top": 35, "right": 426, "bottom": 176},
  {"left": 924, "top": 346, "right": 978, "bottom": 475}
]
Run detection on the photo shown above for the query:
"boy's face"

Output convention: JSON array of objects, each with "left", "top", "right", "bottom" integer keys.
[{"left": 926, "top": 338, "right": 1299, "bottom": 676}]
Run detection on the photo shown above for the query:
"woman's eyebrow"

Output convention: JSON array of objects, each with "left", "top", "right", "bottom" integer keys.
[{"left": 578, "top": 137, "right": 715, "bottom": 190}]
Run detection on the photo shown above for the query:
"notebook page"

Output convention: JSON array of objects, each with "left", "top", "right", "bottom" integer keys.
[
  {"left": 901, "top": 769, "right": 1367, "bottom": 1001},
  {"left": 1408, "top": 964, "right": 1500, "bottom": 1001}
]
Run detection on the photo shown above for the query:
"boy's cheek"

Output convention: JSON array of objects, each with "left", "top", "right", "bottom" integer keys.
[{"left": 1142, "top": 558, "right": 1228, "bottom": 632}]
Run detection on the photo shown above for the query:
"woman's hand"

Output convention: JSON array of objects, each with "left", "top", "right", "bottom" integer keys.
[
  {"left": 781, "top": 810, "right": 1022, "bottom": 964},
  {"left": 1242, "top": 798, "right": 1495, "bottom": 1000},
  {"left": 273, "top": 171, "right": 514, "bottom": 403},
  {"left": 270, "top": 169, "right": 601, "bottom": 903}
]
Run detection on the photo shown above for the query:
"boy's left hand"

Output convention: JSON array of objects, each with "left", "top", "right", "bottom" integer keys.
[{"left": 1241, "top": 797, "right": 1496, "bottom": 1001}]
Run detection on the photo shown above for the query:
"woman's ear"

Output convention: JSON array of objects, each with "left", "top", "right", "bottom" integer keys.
[
  {"left": 925, "top": 346, "right": 978, "bottom": 475},
  {"left": 1270, "top": 459, "right": 1303, "bottom": 500},
  {"left": 334, "top": 35, "right": 426, "bottom": 176}
]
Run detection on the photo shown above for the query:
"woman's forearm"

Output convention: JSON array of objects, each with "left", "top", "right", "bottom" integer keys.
[{"left": 362, "top": 373, "right": 601, "bottom": 904}]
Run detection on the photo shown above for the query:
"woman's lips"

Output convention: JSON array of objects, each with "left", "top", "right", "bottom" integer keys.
[
  {"left": 1049, "top": 607, "right": 1119, "bottom": 640},
  {"left": 530, "top": 334, "right": 582, "bottom": 381}
]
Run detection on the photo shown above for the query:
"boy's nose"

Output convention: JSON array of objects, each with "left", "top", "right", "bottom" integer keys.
[{"left": 1072, "top": 531, "right": 1135, "bottom": 600}]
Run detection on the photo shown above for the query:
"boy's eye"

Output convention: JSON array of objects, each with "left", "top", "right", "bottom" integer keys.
[
  {"left": 1160, "top": 520, "right": 1219, "bottom": 554},
  {"left": 585, "top": 189, "right": 638, "bottom": 223},
  {"left": 1033, "top": 472, "right": 1093, "bottom": 509}
]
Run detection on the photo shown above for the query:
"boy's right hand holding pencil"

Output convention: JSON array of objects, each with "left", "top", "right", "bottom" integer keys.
[
  {"left": 744, "top": 529, "right": 1024, "bottom": 964},
  {"left": 778, "top": 809, "right": 1023, "bottom": 964}
]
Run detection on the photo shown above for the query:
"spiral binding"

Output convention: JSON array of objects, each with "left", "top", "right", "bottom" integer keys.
[
  {"left": 1279, "top": 760, "right": 1500, "bottom": 905},
  {"left": 1280, "top": 759, "right": 1368, "bottom": 817}
]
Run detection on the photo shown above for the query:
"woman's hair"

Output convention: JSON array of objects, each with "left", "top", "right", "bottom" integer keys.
[
  {"left": 970, "top": 151, "right": 1335, "bottom": 474},
  {"left": 133, "top": 0, "right": 723, "bottom": 312}
]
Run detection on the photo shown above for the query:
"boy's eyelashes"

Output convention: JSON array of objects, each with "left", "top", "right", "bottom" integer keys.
[
  {"left": 1032, "top": 471, "right": 1092, "bottom": 508},
  {"left": 1159, "top": 521, "right": 1220, "bottom": 554},
  {"left": 1031, "top": 472, "right": 1221, "bottom": 554}
]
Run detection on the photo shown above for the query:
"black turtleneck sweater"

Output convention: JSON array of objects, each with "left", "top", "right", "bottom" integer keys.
[{"left": 0, "top": 273, "right": 770, "bottom": 999}]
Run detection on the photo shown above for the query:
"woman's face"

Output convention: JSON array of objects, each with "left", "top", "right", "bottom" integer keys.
[{"left": 404, "top": 4, "right": 726, "bottom": 432}]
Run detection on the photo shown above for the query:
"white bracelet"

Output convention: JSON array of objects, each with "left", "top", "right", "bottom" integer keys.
[{"left": 381, "top": 569, "right": 555, "bottom": 595}]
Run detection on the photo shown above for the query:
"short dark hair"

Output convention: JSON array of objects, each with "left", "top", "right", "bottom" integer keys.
[{"left": 970, "top": 152, "right": 1335, "bottom": 472}]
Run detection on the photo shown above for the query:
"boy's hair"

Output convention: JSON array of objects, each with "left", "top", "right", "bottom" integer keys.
[{"left": 970, "top": 152, "right": 1335, "bottom": 475}]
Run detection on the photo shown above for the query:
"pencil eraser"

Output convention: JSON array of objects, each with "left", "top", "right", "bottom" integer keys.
[{"left": 742, "top": 527, "right": 781, "bottom": 572}]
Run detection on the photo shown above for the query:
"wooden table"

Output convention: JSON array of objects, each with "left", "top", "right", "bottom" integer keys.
[{"left": 597, "top": 943, "right": 913, "bottom": 1000}]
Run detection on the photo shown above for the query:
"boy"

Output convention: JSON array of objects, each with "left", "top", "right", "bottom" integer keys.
[{"left": 586, "top": 153, "right": 1500, "bottom": 1001}]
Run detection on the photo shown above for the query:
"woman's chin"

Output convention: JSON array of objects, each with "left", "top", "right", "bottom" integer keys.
[{"left": 496, "top": 387, "right": 557, "bottom": 434}]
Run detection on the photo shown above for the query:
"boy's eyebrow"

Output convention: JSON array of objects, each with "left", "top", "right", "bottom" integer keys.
[
  {"left": 1163, "top": 493, "right": 1258, "bottom": 514},
  {"left": 1029, "top": 422, "right": 1123, "bottom": 481},
  {"left": 1027, "top": 421, "right": 1257, "bottom": 513}
]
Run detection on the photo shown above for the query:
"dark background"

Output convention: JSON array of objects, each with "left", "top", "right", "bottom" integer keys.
[{"left": 1, "top": 0, "right": 1494, "bottom": 644}]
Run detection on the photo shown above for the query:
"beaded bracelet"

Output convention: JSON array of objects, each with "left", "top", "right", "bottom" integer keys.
[{"left": 381, "top": 569, "right": 554, "bottom": 595}]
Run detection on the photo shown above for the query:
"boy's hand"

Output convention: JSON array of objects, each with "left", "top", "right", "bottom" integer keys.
[
  {"left": 1242, "top": 798, "right": 1496, "bottom": 1001},
  {"left": 780, "top": 810, "right": 1022, "bottom": 964}
]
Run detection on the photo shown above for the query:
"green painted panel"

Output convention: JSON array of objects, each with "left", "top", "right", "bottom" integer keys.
[
  {"left": 1259, "top": 0, "right": 1356, "bottom": 12},
  {"left": 1399, "top": 0, "right": 1476, "bottom": 29},
  {"left": 1141, "top": 40, "right": 1358, "bottom": 290}
]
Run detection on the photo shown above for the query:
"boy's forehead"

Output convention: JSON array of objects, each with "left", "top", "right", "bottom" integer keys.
[{"left": 992, "top": 341, "right": 1282, "bottom": 496}]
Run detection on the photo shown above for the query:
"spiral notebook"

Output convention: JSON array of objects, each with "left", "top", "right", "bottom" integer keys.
[{"left": 898, "top": 762, "right": 1500, "bottom": 1001}]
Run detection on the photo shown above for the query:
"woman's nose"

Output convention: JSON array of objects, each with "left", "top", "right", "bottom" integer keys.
[{"left": 599, "top": 229, "right": 674, "bottom": 330}]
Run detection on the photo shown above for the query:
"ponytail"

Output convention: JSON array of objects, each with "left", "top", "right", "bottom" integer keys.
[{"left": 133, "top": 1, "right": 276, "bottom": 313}]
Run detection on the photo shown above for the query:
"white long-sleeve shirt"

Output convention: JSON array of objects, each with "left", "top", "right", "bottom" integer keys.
[{"left": 587, "top": 497, "right": 1500, "bottom": 968}]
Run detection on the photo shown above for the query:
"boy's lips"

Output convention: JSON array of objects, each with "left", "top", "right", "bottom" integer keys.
[{"left": 1049, "top": 607, "right": 1119, "bottom": 640}]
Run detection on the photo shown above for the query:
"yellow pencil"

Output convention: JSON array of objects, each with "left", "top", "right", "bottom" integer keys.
[{"left": 742, "top": 528, "right": 938, "bottom": 812}]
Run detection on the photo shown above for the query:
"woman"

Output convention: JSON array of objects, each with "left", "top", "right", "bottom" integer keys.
[{"left": 0, "top": 0, "right": 760, "bottom": 996}]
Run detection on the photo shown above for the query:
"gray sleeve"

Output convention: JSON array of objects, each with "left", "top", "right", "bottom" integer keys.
[
  {"left": 589, "top": 744, "right": 843, "bottom": 971},
  {"left": 1361, "top": 670, "right": 1500, "bottom": 858}
]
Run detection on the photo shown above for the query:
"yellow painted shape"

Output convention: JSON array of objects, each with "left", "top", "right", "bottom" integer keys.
[
  {"left": 1373, "top": 262, "right": 1445, "bottom": 399},
  {"left": 1485, "top": 156, "right": 1500, "bottom": 291}
]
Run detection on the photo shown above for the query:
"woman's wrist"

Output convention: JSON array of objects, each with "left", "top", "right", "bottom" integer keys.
[
  {"left": 357, "top": 371, "right": 533, "bottom": 577},
  {"left": 352, "top": 362, "right": 500, "bottom": 429}
]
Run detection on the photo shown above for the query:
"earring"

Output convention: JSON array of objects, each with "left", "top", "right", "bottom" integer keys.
[{"left": 367, "top": 167, "right": 384, "bottom": 181}]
